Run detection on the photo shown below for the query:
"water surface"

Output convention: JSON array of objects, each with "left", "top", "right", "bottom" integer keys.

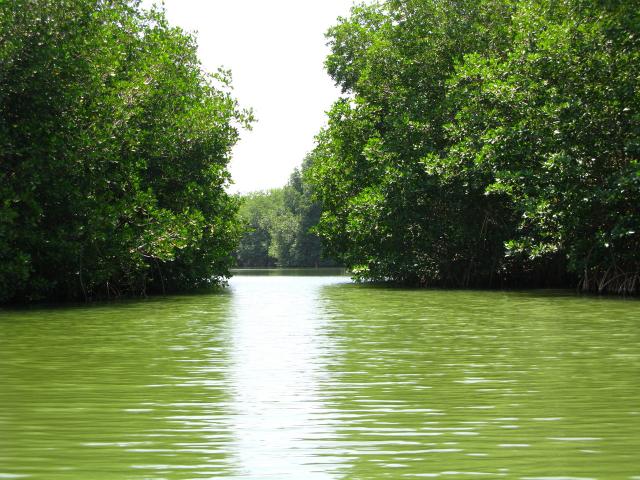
[{"left": 1, "top": 272, "right": 639, "bottom": 479}]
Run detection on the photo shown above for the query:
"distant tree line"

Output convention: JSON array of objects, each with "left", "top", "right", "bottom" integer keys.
[
  {"left": 236, "top": 157, "right": 338, "bottom": 268},
  {"left": 0, "top": 0, "right": 252, "bottom": 303},
  {"left": 306, "top": 0, "right": 639, "bottom": 294}
]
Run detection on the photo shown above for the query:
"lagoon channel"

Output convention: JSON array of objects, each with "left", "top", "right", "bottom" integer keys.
[{"left": 1, "top": 269, "right": 639, "bottom": 479}]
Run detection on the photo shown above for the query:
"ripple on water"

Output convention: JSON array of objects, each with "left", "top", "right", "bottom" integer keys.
[{"left": 0, "top": 276, "right": 639, "bottom": 479}]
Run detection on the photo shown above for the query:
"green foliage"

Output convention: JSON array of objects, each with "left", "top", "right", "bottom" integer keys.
[
  {"left": 0, "top": 0, "right": 252, "bottom": 302},
  {"left": 236, "top": 190, "right": 282, "bottom": 267},
  {"left": 308, "top": 0, "right": 639, "bottom": 293},
  {"left": 236, "top": 158, "right": 337, "bottom": 268}
]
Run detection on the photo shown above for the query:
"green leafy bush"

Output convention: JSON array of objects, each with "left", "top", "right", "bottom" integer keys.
[
  {"left": 308, "top": 0, "right": 639, "bottom": 293},
  {"left": 0, "top": 0, "right": 252, "bottom": 302}
]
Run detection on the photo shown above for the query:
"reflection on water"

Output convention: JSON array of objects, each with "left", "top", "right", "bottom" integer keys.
[
  {"left": 227, "top": 276, "right": 345, "bottom": 479},
  {"left": 0, "top": 274, "right": 639, "bottom": 479}
]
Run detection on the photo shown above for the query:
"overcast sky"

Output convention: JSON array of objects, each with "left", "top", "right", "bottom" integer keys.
[{"left": 141, "top": 0, "right": 356, "bottom": 193}]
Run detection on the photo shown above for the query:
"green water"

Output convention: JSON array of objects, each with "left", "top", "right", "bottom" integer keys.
[{"left": 1, "top": 272, "right": 639, "bottom": 479}]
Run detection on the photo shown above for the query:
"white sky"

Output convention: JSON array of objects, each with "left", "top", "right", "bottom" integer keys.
[{"left": 141, "top": 0, "right": 356, "bottom": 193}]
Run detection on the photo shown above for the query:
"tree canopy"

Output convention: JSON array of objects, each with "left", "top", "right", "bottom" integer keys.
[
  {"left": 0, "top": 0, "right": 252, "bottom": 302},
  {"left": 307, "top": 0, "right": 639, "bottom": 293},
  {"left": 236, "top": 157, "right": 337, "bottom": 268}
]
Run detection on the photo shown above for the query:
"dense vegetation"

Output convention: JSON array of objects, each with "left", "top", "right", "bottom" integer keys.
[
  {"left": 236, "top": 157, "right": 336, "bottom": 268},
  {"left": 307, "top": 0, "right": 639, "bottom": 294},
  {"left": 0, "top": 0, "right": 252, "bottom": 302}
]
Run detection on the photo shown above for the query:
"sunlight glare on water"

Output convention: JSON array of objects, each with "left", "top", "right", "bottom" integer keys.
[{"left": 0, "top": 271, "right": 639, "bottom": 479}]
